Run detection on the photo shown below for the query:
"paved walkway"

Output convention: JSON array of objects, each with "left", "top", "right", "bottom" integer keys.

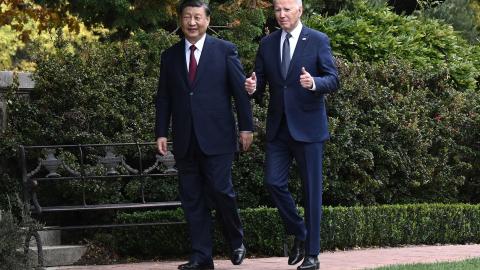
[{"left": 47, "top": 244, "right": 480, "bottom": 270}]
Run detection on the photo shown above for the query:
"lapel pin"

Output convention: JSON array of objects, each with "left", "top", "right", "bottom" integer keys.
[{"left": 302, "top": 37, "right": 307, "bottom": 41}]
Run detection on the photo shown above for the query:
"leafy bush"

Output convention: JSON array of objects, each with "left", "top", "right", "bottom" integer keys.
[
  {"left": 323, "top": 58, "right": 480, "bottom": 205},
  {"left": 0, "top": 210, "right": 28, "bottom": 270},
  {"left": 236, "top": 57, "right": 479, "bottom": 207},
  {"left": 24, "top": 31, "right": 177, "bottom": 144},
  {"left": 308, "top": 0, "right": 480, "bottom": 90},
  {"left": 112, "top": 203, "right": 480, "bottom": 258},
  {"left": 0, "top": 198, "right": 42, "bottom": 270},
  {"left": 215, "top": 8, "right": 265, "bottom": 72},
  {"left": 0, "top": 29, "right": 179, "bottom": 209},
  {"left": 419, "top": 0, "right": 479, "bottom": 43}
]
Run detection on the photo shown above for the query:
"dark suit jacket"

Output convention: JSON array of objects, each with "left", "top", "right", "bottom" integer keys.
[
  {"left": 254, "top": 26, "right": 339, "bottom": 143},
  {"left": 155, "top": 35, "right": 254, "bottom": 158}
]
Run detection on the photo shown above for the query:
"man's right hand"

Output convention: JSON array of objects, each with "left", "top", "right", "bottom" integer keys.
[
  {"left": 245, "top": 72, "right": 257, "bottom": 95},
  {"left": 156, "top": 137, "right": 168, "bottom": 156}
]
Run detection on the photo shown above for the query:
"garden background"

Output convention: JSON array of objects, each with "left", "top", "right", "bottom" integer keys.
[{"left": 1, "top": 0, "right": 479, "bottom": 267}]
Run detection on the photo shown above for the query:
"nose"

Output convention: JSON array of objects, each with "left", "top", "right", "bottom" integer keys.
[{"left": 188, "top": 17, "right": 195, "bottom": 25}]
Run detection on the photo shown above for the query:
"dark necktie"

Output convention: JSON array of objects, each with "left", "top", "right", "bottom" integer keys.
[
  {"left": 188, "top": 44, "right": 197, "bottom": 84},
  {"left": 281, "top": 33, "right": 292, "bottom": 79}
]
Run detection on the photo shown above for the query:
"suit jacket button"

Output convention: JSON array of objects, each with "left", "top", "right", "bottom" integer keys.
[
  {"left": 284, "top": 86, "right": 287, "bottom": 89},
  {"left": 189, "top": 92, "right": 194, "bottom": 96}
]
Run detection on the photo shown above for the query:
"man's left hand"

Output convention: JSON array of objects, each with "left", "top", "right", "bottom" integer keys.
[
  {"left": 239, "top": 132, "right": 253, "bottom": 151},
  {"left": 300, "top": 67, "right": 313, "bottom": 89}
]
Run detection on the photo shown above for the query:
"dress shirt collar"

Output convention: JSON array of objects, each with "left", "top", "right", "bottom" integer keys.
[
  {"left": 281, "top": 21, "right": 303, "bottom": 41},
  {"left": 185, "top": 34, "right": 207, "bottom": 53}
]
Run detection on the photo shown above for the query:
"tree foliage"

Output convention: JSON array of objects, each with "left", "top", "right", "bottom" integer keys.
[
  {"left": 308, "top": 0, "right": 480, "bottom": 90},
  {"left": 0, "top": 0, "right": 79, "bottom": 41},
  {"left": 419, "top": 0, "right": 479, "bottom": 43},
  {"left": 2, "top": 0, "right": 271, "bottom": 39}
]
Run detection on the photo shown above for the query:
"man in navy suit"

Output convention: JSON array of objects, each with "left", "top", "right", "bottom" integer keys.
[
  {"left": 245, "top": 0, "right": 339, "bottom": 269},
  {"left": 155, "top": 1, "right": 253, "bottom": 269}
]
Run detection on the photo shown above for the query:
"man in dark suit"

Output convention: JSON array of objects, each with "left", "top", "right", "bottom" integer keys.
[
  {"left": 245, "top": 0, "right": 339, "bottom": 269},
  {"left": 155, "top": 1, "right": 253, "bottom": 269}
]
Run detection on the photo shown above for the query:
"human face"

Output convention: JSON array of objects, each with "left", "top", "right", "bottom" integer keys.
[
  {"left": 274, "top": 0, "right": 303, "bottom": 33},
  {"left": 180, "top": 6, "right": 210, "bottom": 44}
]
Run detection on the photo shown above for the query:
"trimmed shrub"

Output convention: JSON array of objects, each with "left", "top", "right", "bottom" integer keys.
[{"left": 111, "top": 203, "right": 480, "bottom": 258}]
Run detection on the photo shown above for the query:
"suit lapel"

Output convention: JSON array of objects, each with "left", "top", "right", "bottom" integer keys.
[
  {"left": 176, "top": 39, "right": 190, "bottom": 90},
  {"left": 287, "top": 26, "right": 309, "bottom": 79},
  {"left": 272, "top": 31, "right": 283, "bottom": 80}
]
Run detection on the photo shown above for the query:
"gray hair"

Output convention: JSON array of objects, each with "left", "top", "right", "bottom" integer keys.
[{"left": 273, "top": 0, "right": 303, "bottom": 6}]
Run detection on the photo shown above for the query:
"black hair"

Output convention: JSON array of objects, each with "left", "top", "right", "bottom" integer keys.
[{"left": 177, "top": 0, "right": 211, "bottom": 16}]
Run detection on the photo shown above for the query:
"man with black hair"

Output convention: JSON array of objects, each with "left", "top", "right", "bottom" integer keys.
[{"left": 155, "top": 1, "right": 253, "bottom": 269}]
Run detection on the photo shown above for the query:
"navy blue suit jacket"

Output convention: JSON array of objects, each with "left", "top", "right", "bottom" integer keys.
[
  {"left": 254, "top": 26, "right": 339, "bottom": 142},
  {"left": 155, "top": 35, "right": 254, "bottom": 158}
]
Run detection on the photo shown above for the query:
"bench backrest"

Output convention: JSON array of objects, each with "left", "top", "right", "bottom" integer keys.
[{"left": 19, "top": 142, "right": 180, "bottom": 218}]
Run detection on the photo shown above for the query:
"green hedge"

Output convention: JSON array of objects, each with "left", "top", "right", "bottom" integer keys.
[{"left": 112, "top": 203, "right": 480, "bottom": 258}]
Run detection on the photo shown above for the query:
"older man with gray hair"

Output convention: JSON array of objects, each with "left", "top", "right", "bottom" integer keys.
[{"left": 245, "top": 0, "right": 339, "bottom": 269}]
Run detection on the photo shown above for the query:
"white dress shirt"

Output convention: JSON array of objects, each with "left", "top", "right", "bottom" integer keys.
[
  {"left": 280, "top": 22, "right": 303, "bottom": 62},
  {"left": 185, "top": 34, "right": 207, "bottom": 71},
  {"left": 280, "top": 22, "right": 316, "bottom": 90}
]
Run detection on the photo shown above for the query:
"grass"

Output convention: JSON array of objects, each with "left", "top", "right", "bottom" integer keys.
[{"left": 372, "top": 257, "right": 480, "bottom": 270}]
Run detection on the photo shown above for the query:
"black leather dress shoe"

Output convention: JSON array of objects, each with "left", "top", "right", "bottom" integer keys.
[
  {"left": 297, "top": 256, "right": 319, "bottom": 270},
  {"left": 230, "top": 243, "right": 247, "bottom": 265},
  {"left": 288, "top": 238, "right": 305, "bottom": 265},
  {"left": 178, "top": 261, "right": 214, "bottom": 270}
]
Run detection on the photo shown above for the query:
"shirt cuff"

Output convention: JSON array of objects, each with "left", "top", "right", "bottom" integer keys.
[{"left": 310, "top": 79, "right": 316, "bottom": 91}]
